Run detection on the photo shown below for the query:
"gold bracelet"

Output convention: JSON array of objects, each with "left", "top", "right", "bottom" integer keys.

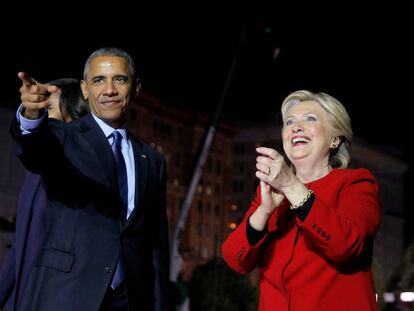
[{"left": 290, "top": 189, "right": 314, "bottom": 210}]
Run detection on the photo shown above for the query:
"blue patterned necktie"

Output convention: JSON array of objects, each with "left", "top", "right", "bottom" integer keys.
[
  {"left": 111, "top": 131, "right": 128, "bottom": 214},
  {"left": 110, "top": 130, "right": 128, "bottom": 289}
]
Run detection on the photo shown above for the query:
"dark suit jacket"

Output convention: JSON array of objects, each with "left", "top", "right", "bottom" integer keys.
[
  {"left": 10, "top": 113, "right": 170, "bottom": 311},
  {"left": 0, "top": 172, "right": 46, "bottom": 311}
]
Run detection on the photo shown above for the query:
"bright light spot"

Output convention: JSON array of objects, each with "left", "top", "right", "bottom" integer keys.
[
  {"left": 272, "top": 47, "right": 280, "bottom": 59},
  {"left": 230, "top": 204, "right": 238, "bottom": 211},
  {"left": 173, "top": 178, "right": 179, "bottom": 187},
  {"left": 228, "top": 222, "right": 237, "bottom": 230},
  {"left": 383, "top": 292, "right": 395, "bottom": 303},
  {"left": 197, "top": 185, "right": 203, "bottom": 193},
  {"left": 400, "top": 292, "right": 414, "bottom": 302}
]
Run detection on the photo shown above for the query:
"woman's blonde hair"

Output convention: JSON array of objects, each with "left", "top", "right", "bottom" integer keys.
[{"left": 281, "top": 90, "right": 353, "bottom": 168}]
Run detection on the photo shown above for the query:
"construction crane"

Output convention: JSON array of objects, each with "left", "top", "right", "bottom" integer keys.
[{"left": 169, "top": 27, "right": 246, "bottom": 284}]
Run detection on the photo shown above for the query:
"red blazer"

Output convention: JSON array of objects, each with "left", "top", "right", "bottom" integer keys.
[{"left": 222, "top": 168, "right": 381, "bottom": 311}]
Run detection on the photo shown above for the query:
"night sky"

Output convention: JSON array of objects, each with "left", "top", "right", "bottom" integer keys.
[{"left": 1, "top": 6, "right": 412, "bottom": 164}]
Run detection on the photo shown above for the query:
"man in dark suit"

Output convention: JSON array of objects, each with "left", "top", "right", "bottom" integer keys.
[
  {"left": 0, "top": 78, "right": 89, "bottom": 311},
  {"left": 9, "top": 47, "right": 170, "bottom": 310}
]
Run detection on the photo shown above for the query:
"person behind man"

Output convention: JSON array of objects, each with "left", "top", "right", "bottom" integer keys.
[
  {"left": 10, "top": 47, "right": 170, "bottom": 310},
  {"left": 0, "top": 78, "right": 89, "bottom": 311},
  {"left": 222, "top": 90, "right": 381, "bottom": 311}
]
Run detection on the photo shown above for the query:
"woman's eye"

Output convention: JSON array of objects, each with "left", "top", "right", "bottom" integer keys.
[{"left": 285, "top": 119, "right": 293, "bottom": 126}]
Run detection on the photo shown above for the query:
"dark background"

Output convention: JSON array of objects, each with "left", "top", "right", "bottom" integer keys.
[{"left": 1, "top": 6, "right": 412, "bottom": 161}]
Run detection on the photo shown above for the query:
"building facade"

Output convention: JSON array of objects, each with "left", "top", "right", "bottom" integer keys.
[{"left": 127, "top": 92, "right": 238, "bottom": 266}]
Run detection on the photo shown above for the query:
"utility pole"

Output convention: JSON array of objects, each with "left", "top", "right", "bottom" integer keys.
[{"left": 170, "top": 27, "right": 246, "bottom": 284}]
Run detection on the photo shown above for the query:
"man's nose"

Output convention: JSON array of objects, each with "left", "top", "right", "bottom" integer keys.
[{"left": 103, "top": 82, "right": 118, "bottom": 95}]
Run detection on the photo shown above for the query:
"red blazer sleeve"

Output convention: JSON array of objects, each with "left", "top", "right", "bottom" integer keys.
[
  {"left": 297, "top": 168, "right": 381, "bottom": 262},
  {"left": 221, "top": 187, "right": 288, "bottom": 274}
]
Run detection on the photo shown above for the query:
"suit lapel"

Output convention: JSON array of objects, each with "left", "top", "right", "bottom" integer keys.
[
  {"left": 66, "top": 116, "right": 150, "bottom": 228},
  {"left": 65, "top": 114, "right": 116, "bottom": 190}
]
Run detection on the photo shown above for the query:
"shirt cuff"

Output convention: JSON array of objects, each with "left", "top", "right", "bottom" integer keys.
[
  {"left": 292, "top": 192, "right": 315, "bottom": 221},
  {"left": 246, "top": 220, "right": 268, "bottom": 246},
  {"left": 16, "top": 104, "right": 46, "bottom": 135}
]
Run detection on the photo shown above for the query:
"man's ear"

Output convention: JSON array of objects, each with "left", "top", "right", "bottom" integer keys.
[{"left": 80, "top": 80, "right": 88, "bottom": 100}]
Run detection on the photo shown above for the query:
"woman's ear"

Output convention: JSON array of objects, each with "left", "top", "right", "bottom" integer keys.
[{"left": 330, "top": 137, "right": 340, "bottom": 149}]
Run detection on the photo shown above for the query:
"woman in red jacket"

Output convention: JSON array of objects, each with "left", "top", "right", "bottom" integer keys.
[{"left": 222, "top": 90, "right": 381, "bottom": 311}]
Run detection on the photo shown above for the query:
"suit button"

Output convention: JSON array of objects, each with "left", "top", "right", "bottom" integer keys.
[
  {"left": 325, "top": 235, "right": 331, "bottom": 241},
  {"left": 105, "top": 266, "right": 112, "bottom": 273}
]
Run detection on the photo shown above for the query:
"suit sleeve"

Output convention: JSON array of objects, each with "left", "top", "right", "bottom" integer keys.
[
  {"left": 297, "top": 169, "right": 381, "bottom": 262},
  {"left": 153, "top": 157, "right": 171, "bottom": 311},
  {"left": 10, "top": 116, "right": 65, "bottom": 176},
  {"left": 0, "top": 236, "right": 16, "bottom": 307}
]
